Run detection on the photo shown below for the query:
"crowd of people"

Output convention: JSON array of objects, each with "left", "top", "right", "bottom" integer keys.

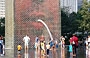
[
  {"left": 33, "top": 34, "right": 79, "bottom": 57},
  {"left": 68, "top": 34, "right": 90, "bottom": 57},
  {"left": 1, "top": 33, "right": 89, "bottom": 57},
  {"left": 21, "top": 34, "right": 79, "bottom": 57},
  {"left": 10, "top": 33, "right": 90, "bottom": 58},
  {"left": 34, "top": 36, "right": 60, "bottom": 56}
]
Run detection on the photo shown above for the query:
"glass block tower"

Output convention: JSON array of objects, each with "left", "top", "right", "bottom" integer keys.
[
  {"left": 5, "top": 0, "right": 61, "bottom": 57},
  {"left": 14, "top": 0, "right": 61, "bottom": 57}
]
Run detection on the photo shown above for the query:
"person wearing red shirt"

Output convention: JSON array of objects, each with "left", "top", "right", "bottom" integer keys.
[
  {"left": 71, "top": 34, "right": 78, "bottom": 56},
  {"left": 69, "top": 37, "right": 73, "bottom": 43}
]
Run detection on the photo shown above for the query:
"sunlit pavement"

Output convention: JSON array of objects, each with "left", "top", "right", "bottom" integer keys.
[{"left": 0, "top": 45, "right": 87, "bottom": 58}]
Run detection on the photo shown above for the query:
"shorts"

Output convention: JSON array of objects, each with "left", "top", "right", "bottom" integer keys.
[
  {"left": 18, "top": 50, "right": 21, "bottom": 54},
  {"left": 25, "top": 42, "right": 28, "bottom": 46}
]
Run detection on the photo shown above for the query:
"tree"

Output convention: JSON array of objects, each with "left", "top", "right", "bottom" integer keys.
[
  {"left": 0, "top": 17, "right": 5, "bottom": 36},
  {"left": 68, "top": 12, "right": 79, "bottom": 33},
  {"left": 78, "top": 0, "right": 90, "bottom": 32},
  {"left": 61, "top": 10, "right": 69, "bottom": 35}
]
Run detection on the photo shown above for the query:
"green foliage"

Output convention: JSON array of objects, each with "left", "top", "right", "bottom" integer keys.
[
  {"left": 78, "top": 0, "right": 90, "bottom": 31},
  {"left": 61, "top": 0, "right": 90, "bottom": 43},
  {"left": 61, "top": 10, "right": 79, "bottom": 36},
  {"left": 0, "top": 17, "right": 5, "bottom": 36},
  {"left": 61, "top": 10, "right": 69, "bottom": 34}
]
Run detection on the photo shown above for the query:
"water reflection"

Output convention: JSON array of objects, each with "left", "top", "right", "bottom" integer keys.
[
  {"left": 69, "top": 52, "right": 77, "bottom": 58},
  {"left": 86, "top": 49, "right": 88, "bottom": 58},
  {"left": 24, "top": 53, "right": 28, "bottom": 58},
  {"left": 88, "top": 48, "right": 90, "bottom": 58},
  {"left": 17, "top": 53, "right": 28, "bottom": 58},
  {"left": 16, "top": 46, "right": 86, "bottom": 58},
  {"left": 35, "top": 50, "right": 38, "bottom": 58},
  {"left": 86, "top": 48, "right": 90, "bottom": 58},
  {"left": 17, "top": 54, "right": 21, "bottom": 58},
  {"left": 69, "top": 53, "right": 73, "bottom": 58}
]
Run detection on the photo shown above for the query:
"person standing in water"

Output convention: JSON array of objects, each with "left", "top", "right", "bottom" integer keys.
[
  {"left": 17, "top": 43, "right": 22, "bottom": 54},
  {"left": 71, "top": 34, "right": 78, "bottom": 56},
  {"left": 35, "top": 36, "right": 39, "bottom": 51},
  {"left": 23, "top": 35, "right": 30, "bottom": 53}
]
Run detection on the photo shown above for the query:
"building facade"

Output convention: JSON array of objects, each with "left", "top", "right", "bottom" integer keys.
[
  {"left": 60, "top": 0, "right": 90, "bottom": 13},
  {"left": 78, "top": 0, "right": 83, "bottom": 10},
  {"left": 60, "top": 0, "right": 87, "bottom": 13},
  {"left": 60, "top": 0, "right": 78, "bottom": 13},
  {"left": 87, "top": 0, "right": 90, "bottom": 2},
  {"left": 0, "top": 0, "right": 5, "bottom": 18}
]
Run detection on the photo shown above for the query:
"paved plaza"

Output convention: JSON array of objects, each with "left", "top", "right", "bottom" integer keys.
[{"left": 0, "top": 45, "right": 88, "bottom": 58}]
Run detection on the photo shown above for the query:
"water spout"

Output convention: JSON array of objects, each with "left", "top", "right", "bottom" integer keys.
[{"left": 37, "top": 19, "right": 53, "bottom": 41}]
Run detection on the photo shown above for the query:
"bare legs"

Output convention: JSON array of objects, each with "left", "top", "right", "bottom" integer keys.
[{"left": 24, "top": 44, "right": 28, "bottom": 58}]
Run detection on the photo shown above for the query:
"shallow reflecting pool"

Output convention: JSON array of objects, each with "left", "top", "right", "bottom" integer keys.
[{"left": 0, "top": 46, "right": 87, "bottom": 58}]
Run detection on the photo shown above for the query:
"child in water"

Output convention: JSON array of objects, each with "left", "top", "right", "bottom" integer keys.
[
  {"left": 17, "top": 43, "right": 22, "bottom": 54},
  {"left": 69, "top": 42, "right": 73, "bottom": 58},
  {"left": 69, "top": 43, "right": 73, "bottom": 52}
]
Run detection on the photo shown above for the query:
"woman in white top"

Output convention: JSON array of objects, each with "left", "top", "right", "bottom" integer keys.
[
  {"left": 88, "top": 35, "right": 90, "bottom": 48},
  {"left": 85, "top": 38, "right": 88, "bottom": 50}
]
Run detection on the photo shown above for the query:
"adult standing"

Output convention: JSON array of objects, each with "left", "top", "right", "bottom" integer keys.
[
  {"left": 85, "top": 35, "right": 90, "bottom": 58},
  {"left": 71, "top": 34, "right": 78, "bottom": 56},
  {"left": 88, "top": 35, "right": 90, "bottom": 47},
  {"left": 87, "top": 35, "right": 90, "bottom": 58},
  {"left": 0, "top": 35, "right": 3, "bottom": 56},
  {"left": 23, "top": 35, "right": 30, "bottom": 53},
  {"left": 85, "top": 38, "right": 88, "bottom": 50}
]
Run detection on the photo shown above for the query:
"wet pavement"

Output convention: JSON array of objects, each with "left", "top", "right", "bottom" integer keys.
[{"left": 0, "top": 45, "right": 88, "bottom": 58}]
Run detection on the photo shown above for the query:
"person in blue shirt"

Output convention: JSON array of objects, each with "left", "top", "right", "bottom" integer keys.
[
  {"left": 50, "top": 41, "right": 54, "bottom": 48},
  {"left": 35, "top": 36, "right": 39, "bottom": 51},
  {"left": 35, "top": 36, "right": 39, "bottom": 43}
]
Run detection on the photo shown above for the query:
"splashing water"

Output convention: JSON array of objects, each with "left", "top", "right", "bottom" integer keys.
[{"left": 37, "top": 19, "right": 53, "bottom": 41}]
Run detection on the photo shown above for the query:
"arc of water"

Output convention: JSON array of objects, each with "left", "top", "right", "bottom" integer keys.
[{"left": 37, "top": 19, "right": 53, "bottom": 41}]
